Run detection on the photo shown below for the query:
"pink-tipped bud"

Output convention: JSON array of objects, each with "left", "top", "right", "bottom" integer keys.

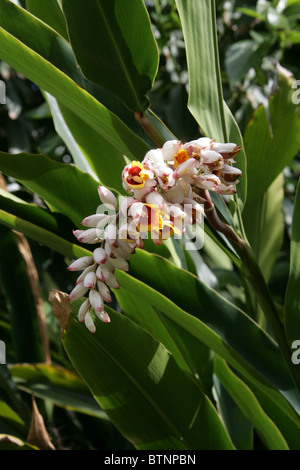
[
  {"left": 84, "top": 312, "right": 96, "bottom": 333},
  {"left": 106, "top": 272, "right": 119, "bottom": 289},
  {"left": 128, "top": 202, "right": 145, "bottom": 220},
  {"left": 77, "top": 228, "right": 99, "bottom": 244},
  {"left": 109, "top": 256, "right": 129, "bottom": 272},
  {"left": 78, "top": 299, "right": 89, "bottom": 322},
  {"left": 81, "top": 214, "right": 111, "bottom": 228},
  {"left": 68, "top": 283, "right": 88, "bottom": 301},
  {"left": 120, "top": 197, "right": 136, "bottom": 217},
  {"left": 95, "top": 310, "right": 111, "bottom": 323},
  {"left": 73, "top": 229, "right": 85, "bottom": 240},
  {"left": 76, "top": 264, "right": 96, "bottom": 284},
  {"left": 83, "top": 271, "right": 97, "bottom": 289},
  {"left": 89, "top": 289, "right": 103, "bottom": 312},
  {"left": 96, "top": 264, "right": 110, "bottom": 283},
  {"left": 98, "top": 186, "right": 118, "bottom": 209},
  {"left": 68, "top": 256, "right": 94, "bottom": 271},
  {"left": 97, "top": 280, "right": 112, "bottom": 302},
  {"left": 93, "top": 247, "right": 107, "bottom": 264}
]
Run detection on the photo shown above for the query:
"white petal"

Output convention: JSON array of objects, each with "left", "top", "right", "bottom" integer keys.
[
  {"left": 144, "top": 191, "right": 165, "bottom": 208},
  {"left": 93, "top": 247, "right": 107, "bottom": 264},
  {"left": 68, "top": 283, "right": 88, "bottom": 301},
  {"left": 84, "top": 312, "right": 96, "bottom": 333},
  {"left": 175, "top": 158, "right": 196, "bottom": 178},
  {"left": 96, "top": 264, "right": 110, "bottom": 282},
  {"left": 89, "top": 289, "right": 104, "bottom": 312},
  {"left": 212, "top": 142, "right": 237, "bottom": 154},
  {"left": 98, "top": 186, "right": 118, "bottom": 209},
  {"left": 162, "top": 140, "right": 182, "bottom": 160},
  {"left": 95, "top": 310, "right": 111, "bottom": 323},
  {"left": 76, "top": 264, "right": 96, "bottom": 284},
  {"left": 68, "top": 256, "right": 94, "bottom": 271},
  {"left": 106, "top": 272, "right": 119, "bottom": 289},
  {"left": 165, "top": 182, "right": 185, "bottom": 204},
  {"left": 104, "top": 224, "right": 118, "bottom": 245},
  {"left": 83, "top": 271, "right": 97, "bottom": 288},
  {"left": 78, "top": 299, "right": 90, "bottom": 322},
  {"left": 120, "top": 197, "right": 136, "bottom": 217},
  {"left": 109, "top": 256, "right": 129, "bottom": 271},
  {"left": 97, "top": 281, "right": 112, "bottom": 302},
  {"left": 81, "top": 214, "right": 111, "bottom": 228},
  {"left": 128, "top": 202, "right": 145, "bottom": 220},
  {"left": 143, "top": 148, "right": 164, "bottom": 165},
  {"left": 77, "top": 228, "right": 100, "bottom": 244},
  {"left": 201, "top": 150, "right": 222, "bottom": 165}
]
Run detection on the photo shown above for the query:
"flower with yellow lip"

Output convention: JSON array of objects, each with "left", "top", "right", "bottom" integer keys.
[
  {"left": 173, "top": 149, "right": 190, "bottom": 169},
  {"left": 123, "top": 161, "right": 151, "bottom": 189},
  {"left": 136, "top": 203, "right": 183, "bottom": 243}
]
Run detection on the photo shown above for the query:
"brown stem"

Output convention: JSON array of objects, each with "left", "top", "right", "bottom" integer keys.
[
  {"left": 134, "top": 111, "right": 166, "bottom": 148},
  {"left": 201, "top": 189, "right": 242, "bottom": 246}
]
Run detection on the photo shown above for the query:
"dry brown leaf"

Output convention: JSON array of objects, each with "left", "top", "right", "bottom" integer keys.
[
  {"left": 27, "top": 396, "right": 55, "bottom": 450},
  {"left": 15, "top": 231, "right": 51, "bottom": 364},
  {"left": 49, "top": 289, "right": 72, "bottom": 337}
]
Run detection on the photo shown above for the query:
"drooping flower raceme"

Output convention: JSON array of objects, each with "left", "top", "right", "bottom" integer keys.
[{"left": 68, "top": 137, "right": 242, "bottom": 332}]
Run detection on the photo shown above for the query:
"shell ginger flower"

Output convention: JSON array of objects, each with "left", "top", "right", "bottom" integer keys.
[{"left": 68, "top": 137, "right": 241, "bottom": 332}]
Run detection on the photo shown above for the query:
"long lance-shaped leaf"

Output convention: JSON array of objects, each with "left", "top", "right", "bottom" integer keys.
[
  {"left": 10, "top": 363, "right": 108, "bottom": 420},
  {"left": 175, "top": 0, "right": 247, "bottom": 206},
  {"left": 114, "top": 268, "right": 300, "bottom": 432},
  {"left": 285, "top": 179, "right": 300, "bottom": 347},
  {"left": 26, "top": 0, "right": 68, "bottom": 40},
  {"left": 62, "top": 0, "right": 159, "bottom": 112},
  {"left": 0, "top": 152, "right": 100, "bottom": 227},
  {"left": 214, "top": 356, "right": 289, "bottom": 450},
  {"left": 62, "top": 302, "right": 234, "bottom": 450},
  {"left": 45, "top": 94, "right": 126, "bottom": 194},
  {"left": 0, "top": 0, "right": 150, "bottom": 162}
]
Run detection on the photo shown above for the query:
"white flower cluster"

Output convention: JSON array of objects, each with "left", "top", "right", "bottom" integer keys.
[{"left": 68, "top": 138, "right": 241, "bottom": 332}]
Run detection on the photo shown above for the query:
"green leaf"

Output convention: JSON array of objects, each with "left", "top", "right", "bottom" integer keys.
[
  {"left": 0, "top": 400, "right": 27, "bottom": 438},
  {"left": 26, "top": 0, "right": 68, "bottom": 40},
  {"left": 115, "top": 289, "right": 214, "bottom": 397},
  {"left": 213, "top": 377, "right": 253, "bottom": 450},
  {"left": 63, "top": 303, "right": 234, "bottom": 450},
  {"left": 225, "top": 40, "right": 269, "bottom": 82},
  {"left": 0, "top": 226, "right": 44, "bottom": 363},
  {"left": 285, "top": 180, "right": 300, "bottom": 346},
  {"left": 115, "top": 250, "right": 300, "bottom": 415},
  {"left": 0, "top": 436, "right": 37, "bottom": 450},
  {"left": 214, "top": 356, "right": 289, "bottom": 450},
  {"left": 62, "top": 0, "right": 159, "bottom": 112},
  {"left": 10, "top": 363, "right": 107, "bottom": 419},
  {"left": 0, "top": 188, "right": 73, "bottom": 241},
  {"left": 0, "top": 207, "right": 90, "bottom": 260},
  {"left": 238, "top": 369, "right": 300, "bottom": 450},
  {"left": 0, "top": 0, "right": 150, "bottom": 161},
  {"left": 237, "top": 7, "right": 265, "bottom": 21},
  {"left": 243, "top": 174, "right": 285, "bottom": 284},
  {"left": 45, "top": 94, "right": 126, "bottom": 194},
  {"left": 0, "top": 152, "right": 100, "bottom": 227},
  {"left": 175, "top": 0, "right": 247, "bottom": 206},
  {"left": 243, "top": 65, "right": 300, "bottom": 203}
]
